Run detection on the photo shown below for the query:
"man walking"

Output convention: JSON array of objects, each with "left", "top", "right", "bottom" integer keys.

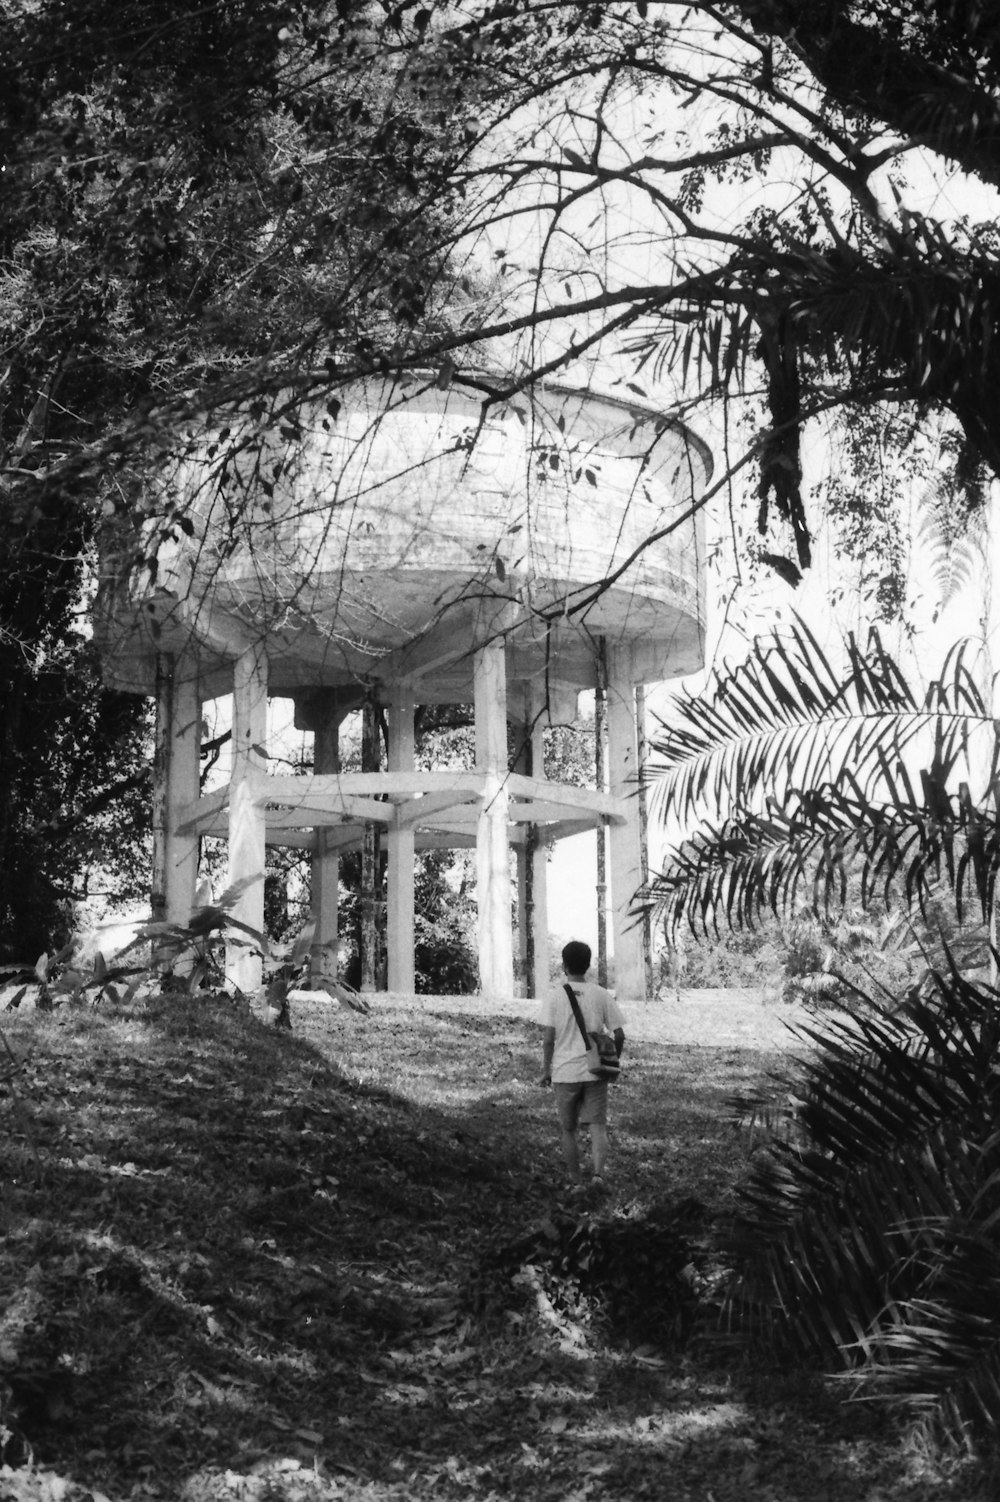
[{"left": 538, "top": 939, "right": 626, "bottom": 1189}]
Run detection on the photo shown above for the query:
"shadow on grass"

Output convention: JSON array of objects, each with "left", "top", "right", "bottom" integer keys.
[{"left": 0, "top": 994, "right": 991, "bottom": 1501}]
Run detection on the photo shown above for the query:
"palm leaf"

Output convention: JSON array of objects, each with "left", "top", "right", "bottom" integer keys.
[
  {"left": 647, "top": 619, "right": 998, "bottom": 935},
  {"left": 726, "top": 962, "right": 1000, "bottom": 1441}
]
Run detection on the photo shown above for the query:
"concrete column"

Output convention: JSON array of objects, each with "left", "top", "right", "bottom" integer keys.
[
  {"left": 595, "top": 638, "right": 609, "bottom": 985},
  {"left": 152, "top": 654, "right": 200, "bottom": 933},
  {"left": 514, "top": 690, "right": 550, "bottom": 997},
  {"left": 311, "top": 701, "right": 340, "bottom": 987},
  {"left": 635, "top": 681, "right": 654, "bottom": 997},
  {"left": 513, "top": 718, "right": 531, "bottom": 996},
  {"left": 529, "top": 701, "right": 550, "bottom": 996},
  {"left": 606, "top": 644, "right": 646, "bottom": 1006},
  {"left": 167, "top": 667, "right": 201, "bottom": 926},
  {"left": 360, "top": 692, "right": 381, "bottom": 992},
  {"left": 227, "top": 646, "right": 268, "bottom": 995},
  {"left": 474, "top": 636, "right": 514, "bottom": 1000},
  {"left": 387, "top": 687, "right": 416, "bottom": 994},
  {"left": 151, "top": 653, "right": 173, "bottom": 929},
  {"left": 516, "top": 842, "right": 530, "bottom": 993}
]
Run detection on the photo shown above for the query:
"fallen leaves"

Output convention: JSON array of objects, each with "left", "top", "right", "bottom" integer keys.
[{"left": 0, "top": 993, "right": 990, "bottom": 1502}]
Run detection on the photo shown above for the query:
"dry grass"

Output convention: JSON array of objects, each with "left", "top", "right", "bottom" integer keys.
[{"left": 0, "top": 988, "right": 990, "bottom": 1501}]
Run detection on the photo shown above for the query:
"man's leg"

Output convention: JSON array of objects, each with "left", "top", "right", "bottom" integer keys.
[
  {"left": 590, "top": 1123, "right": 609, "bottom": 1177},
  {"left": 560, "top": 1127, "right": 582, "bottom": 1183},
  {"left": 554, "top": 1085, "right": 584, "bottom": 1184},
  {"left": 578, "top": 1084, "right": 610, "bottom": 1180}
]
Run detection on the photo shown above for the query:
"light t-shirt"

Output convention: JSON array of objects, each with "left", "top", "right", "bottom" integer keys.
[{"left": 538, "top": 978, "right": 626, "bottom": 1083}]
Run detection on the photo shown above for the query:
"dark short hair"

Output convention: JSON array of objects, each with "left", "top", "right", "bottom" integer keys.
[{"left": 562, "top": 939, "right": 592, "bottom": 975}]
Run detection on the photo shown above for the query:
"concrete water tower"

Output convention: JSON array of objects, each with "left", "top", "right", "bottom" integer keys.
[{"left": 94, "top": 373, "right": 710, "bottom": 1001}]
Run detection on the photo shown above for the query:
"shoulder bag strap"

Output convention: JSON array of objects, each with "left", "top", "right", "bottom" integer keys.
[{"left": 563, "top": 983, "right": 592, "bottom": 1049}]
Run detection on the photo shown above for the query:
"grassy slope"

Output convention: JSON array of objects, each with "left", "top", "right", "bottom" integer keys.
[{"left": 0, "top": 993, "right": 991, "bottom": 1502}]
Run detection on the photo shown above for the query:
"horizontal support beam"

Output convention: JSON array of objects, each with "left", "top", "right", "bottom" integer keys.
[
  {"left": 264, "top": 771, "right": 485, "bottom": 800},
  {"left": 395, "top": 788, "right": 481, "bottom": 828},
  {"left": 175, "top": 771, "right": 626, "bottom": 842},
  {"left": 414, "top": 830, "right": 477, "bottom": 850},
  {"left": 532, "top": 818, "right": 601, "bottom": 844},
  {"left": 265, "top": 830, "right": 316, "bottom": 849},
  {"left": 508, "top": 799, "right": 611, "bottom": 827},
  {"left": 506, "top": 772, "right": 623, "bottom": 819},
  {"left": 264, "top": 795, "right": 393, "bottom": 827},
  {"left": 175, "top": 785, "right": 230, "bottom": 836}
]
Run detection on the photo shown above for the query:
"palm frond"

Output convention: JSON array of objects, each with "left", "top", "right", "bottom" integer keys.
[
  {"left": 727, "top": 964, "right": 1000, "bottom": 1442},
  {"left": 918, "top": 473, "right": 986, "bottom": 617},
  {"left": 647, "top": 618, "right": 998, "bottom": 936},
  {"left": 650, "top": 778, "right": 1000, "bottom": 938}
]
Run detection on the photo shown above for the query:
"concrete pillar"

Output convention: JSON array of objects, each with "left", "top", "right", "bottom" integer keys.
[
  {"left": 474, "top": 636, "right": 514, "bottom": 999},
  {"left": 360, "top": 692, "right": 381, "bottom": 993},
  {"left": 606, "top": 644, "right": 646, "bottom": 1006},
  {"left": 152, "top": 654, "right": 200, "bottom": 933},
  {"left": 227, "top": 646, "right": 268, "bottom": 995},
  {"left": 530, "top": 696, "right": 550, "bottom": 996},
  {"left": 514, "top": 690, "right": 550, "bottom": 997},
  {"left": 311, "top": 701, "right": 340, "bottom": 987},
  {"left": 516, "top": 842, "right": 530, "bottom": 994},
  {"left": 595, "top": 638, "right": 609, "bottom": 985},
  {"left": 387, "top": 687, "right": 416, "bottom": 994},
  {"left": 529, "top": 828, "right": 550, "bottom": 997},
  {"left": 635, "top": 681, "right": 654, "bottom": 996},
  {"left": 514, "top": 721, "right": 531, "bottom": 996}
]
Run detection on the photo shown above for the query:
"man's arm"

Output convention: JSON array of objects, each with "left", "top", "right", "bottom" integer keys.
[
  {"left": 613, "top": 1027, "right": 625, "bottom": 1059},
  {"left": 539, "top": 1025, "right": 555, "bottom": 1085}
]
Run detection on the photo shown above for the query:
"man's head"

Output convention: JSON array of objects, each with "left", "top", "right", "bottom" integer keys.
[{"left": 561, "top": 939, "right": 591, "bottom": 978}]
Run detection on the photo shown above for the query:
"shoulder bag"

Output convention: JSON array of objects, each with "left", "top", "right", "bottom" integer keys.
[{"left": 563, "top": 983, "right": 620, "bottom": 1082}]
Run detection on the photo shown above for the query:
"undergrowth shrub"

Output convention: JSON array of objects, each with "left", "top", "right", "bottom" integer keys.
[
  {"left": 727, "top": 964, "right": 1000, "bottom": 1448},
  {"left": 478, "top": 1197, "right": 715, "bottom": 1347}
]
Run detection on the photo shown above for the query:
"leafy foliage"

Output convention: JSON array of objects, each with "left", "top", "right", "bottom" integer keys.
[
  {"left": 729, "top": 962, "right": 1000, "bottom": 1444},
  {"left": 2, "top": 991, "right": 969, "bottom": 1499},
  {"left": 486, "top": 1196, "right": 714, "bottom": 1348},
  {"left": 413, "top": 850, "right": 478, "bottom": 995},
  {"left": 647, "top": 618, "right": 1000, "bottom": 936},
  {"left": 11, "top": 2, "right": 1000, "bottom": 972},
  {"left": 0, "top": 0, "right": 474, "bottom": 960},
  {"left": 122, "top": 879, "right": 266, "bottom": 997},
  {"left": 10, "top": 0, "right": 1000, "bottom": 568},
  {"left": 0, "top": 635, "right": 151, "bottom": 961},
  {"left": 646, "top": 614, "right": 1000, "bottom": 1442}
]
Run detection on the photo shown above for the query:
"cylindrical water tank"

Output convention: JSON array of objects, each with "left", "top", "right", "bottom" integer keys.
[{"left": 95, "top": 374, "right": 711, "bottom": 697}]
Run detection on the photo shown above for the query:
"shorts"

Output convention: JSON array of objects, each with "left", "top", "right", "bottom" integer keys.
[{"left": 553, "top": 1080, "right": 609, "bottom": 1130}]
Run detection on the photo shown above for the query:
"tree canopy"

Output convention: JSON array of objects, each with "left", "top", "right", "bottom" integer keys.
[
  {"left": 5, "top": 1, "right": 1000, "bottom": 949},
  {"left": 439, "top": 0, "right": 1000, "bottom": 581},
  {"left": 0, "top": 0, "right": 476, "bottom": 951}
]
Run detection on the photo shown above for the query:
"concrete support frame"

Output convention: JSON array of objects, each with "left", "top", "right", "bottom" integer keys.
[
  {"left": 606, "top": 644, "right": 646, "bottom": 1006},
  {"left": 474, "top": 636, "right": 514, "bottom": 999},
  {"left": 152, "top": 653, "right": 201, "bottom": 932},
  {"left": 386, "top": 687, "right": 416, "bottom": 993},
  {"left": 227, "top": 646, "right": 268, "bottom": 994}
]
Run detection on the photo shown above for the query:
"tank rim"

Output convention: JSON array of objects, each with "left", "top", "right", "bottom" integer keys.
[{"left": 338, "top": 366, "right": 715, "bottom": 482}]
